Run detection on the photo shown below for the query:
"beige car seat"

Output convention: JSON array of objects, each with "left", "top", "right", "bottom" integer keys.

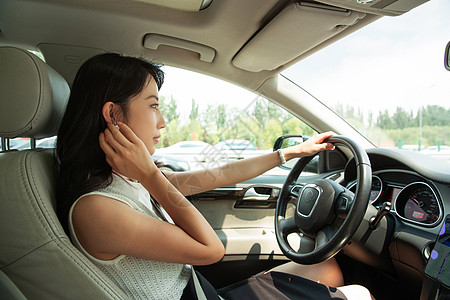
[{"left": 0, "top": 47, "right": 128, "bottom": 299}]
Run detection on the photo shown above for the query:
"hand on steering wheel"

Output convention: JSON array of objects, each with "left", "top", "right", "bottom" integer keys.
[{"left": 275, "top": 136, "right": 372, "bottom": 264}]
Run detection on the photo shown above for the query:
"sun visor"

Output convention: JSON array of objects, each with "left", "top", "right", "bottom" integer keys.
[
  {"left": 131, "top": 0, "right": 212, "bottom": 11},
  {"left": 232, "top": 2, "right": 365, "bottom": 72},
  {"left": 315, "top": 0, "right": 428, "bottom": 16}
]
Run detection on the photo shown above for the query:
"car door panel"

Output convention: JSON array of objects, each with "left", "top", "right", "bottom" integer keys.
[{"left": 190, "top": 178, "right": 297, "bottom": 261}]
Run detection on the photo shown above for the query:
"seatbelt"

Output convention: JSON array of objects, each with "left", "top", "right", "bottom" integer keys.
[
  {"left": 192, "top": 268, "right": 225, "bottom": 300},
  {"left": 134, "top": 192, "right": 225, "bottom": 299},
  {"left": 191, "top": 268, "right": 208, "bottom": 300}
]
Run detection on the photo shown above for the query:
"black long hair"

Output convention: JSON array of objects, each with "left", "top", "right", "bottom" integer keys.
[{"left": 56, "top": 53, "right": 164, "bottom": 234}]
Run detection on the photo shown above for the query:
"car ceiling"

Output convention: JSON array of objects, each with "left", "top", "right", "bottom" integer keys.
[{"left": 0, "top": 0, "right": 428, "bottom": 91}]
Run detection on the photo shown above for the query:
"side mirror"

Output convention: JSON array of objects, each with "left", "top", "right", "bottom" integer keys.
[
  {"left": 273, "top": 135, "right": 319, "bottom": 174},
  {"left": 445, "top": 41, "right": 450, "bottom": 71},
  {"left": 273, "top": 134, "right": 307, "bottom": 150}
]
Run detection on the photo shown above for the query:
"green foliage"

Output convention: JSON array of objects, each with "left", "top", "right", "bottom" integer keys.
[
  {"left": 156, "top": 96, "right": 314, "bottom": 150},
  {"left": 419, "top": 105, "right": 449, "bottom": 127},
  {"left": 260, "top": 119, "right": 282, "bottom": 149},
  {"left": 382, "top": 126, "right": 450, "bottom": 148},
  {"left": 336, "top": 104, "right": 450, "bottom": 148},
  {"left": 157, "top": 96, "right": 450, "bottom": 151},
  {"left": 376, "top": 105, "right": 450, "bottom": 130},
  {"left": 160, "top": 119, "right": 182, "bottom": 147},
  {"left": 159, "top": 95, "right": 179, "bottom": 123},
  {"left": 281, "top": 118, "right": 314, "bottom": 137},
  {"left": 217, "top": 104, "right": 227, "bottom": 129},
  {"left": 253, "top": 99, "right": 267, "bottom": 128},
  {"left": 189, "top": 99, "right": 199, "bottom": 120}
]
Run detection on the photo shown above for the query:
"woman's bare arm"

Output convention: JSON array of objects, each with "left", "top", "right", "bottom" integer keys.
[
  {"left": 76, "top": 122, "right": 225, "bottom": 265},
  {"left": 164, "top": 132, "right": 335, "bottom": 196}
]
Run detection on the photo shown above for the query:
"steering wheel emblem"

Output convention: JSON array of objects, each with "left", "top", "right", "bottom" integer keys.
[{"left": 297, "top": 184, "right": 322, "bottom": 217}]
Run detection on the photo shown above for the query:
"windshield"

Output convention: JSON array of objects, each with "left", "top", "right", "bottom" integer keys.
[{"left": 282, "top": 0, "right": 450, "bottom": 162}]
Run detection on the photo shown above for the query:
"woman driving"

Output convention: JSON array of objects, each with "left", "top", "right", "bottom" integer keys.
[{"left": 56, "top": 53, "right": 372, "bottom": 299}]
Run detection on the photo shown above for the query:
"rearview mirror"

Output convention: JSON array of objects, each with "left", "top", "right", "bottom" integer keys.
[
  {"left": 445, "top": 41, "right": 450, "bottom": 71},
  {"left": 273, "top": 135, "right": 318, "bottom": 173}
]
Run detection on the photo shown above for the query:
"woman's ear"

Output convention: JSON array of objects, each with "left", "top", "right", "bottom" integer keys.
[{"left": 102, "top": 102, "right": 115, "bottom": 124}]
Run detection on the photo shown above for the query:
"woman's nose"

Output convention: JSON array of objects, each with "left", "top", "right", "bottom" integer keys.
[{"left": 158, "top": 111, "right": 166, "bottom": 129}]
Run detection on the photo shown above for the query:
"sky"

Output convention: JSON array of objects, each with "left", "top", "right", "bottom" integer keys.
[
  {"left": 280, "top": 0, "right": 450, "bottom": 116},
  {"left": 159, "top": 67, "right": 257, "bottom": 120},
  {"left": 159, "top": 0, "right": 450, "bottom": 121}
]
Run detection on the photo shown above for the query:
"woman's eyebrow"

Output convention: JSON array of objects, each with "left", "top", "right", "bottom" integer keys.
[{"left": 146, "top": 95, "right": 159, "bottom": 101}]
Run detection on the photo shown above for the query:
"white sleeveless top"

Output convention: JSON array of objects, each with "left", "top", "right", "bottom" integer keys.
[{"left": 68, "top": 174, "right": 192, "bottom": 300}]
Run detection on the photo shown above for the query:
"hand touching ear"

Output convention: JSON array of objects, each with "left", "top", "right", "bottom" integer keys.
[{"left": 99, "top": 122, "right": 159, "bottom": 182}]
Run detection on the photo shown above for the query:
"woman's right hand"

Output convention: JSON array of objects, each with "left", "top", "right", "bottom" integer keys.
[{"left": 99, "top": 121, "right": 159, "bottom": 182}]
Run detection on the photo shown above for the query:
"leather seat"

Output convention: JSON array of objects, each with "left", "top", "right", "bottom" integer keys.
[{"left": 0, "top": 47, "right": 128, "bottom": 299}]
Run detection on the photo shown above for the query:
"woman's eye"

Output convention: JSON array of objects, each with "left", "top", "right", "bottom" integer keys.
[{"left": 150, "top": 104, "right": 159, "bottom": 110}]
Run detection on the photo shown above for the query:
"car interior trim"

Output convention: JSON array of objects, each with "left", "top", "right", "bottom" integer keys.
[
  {"left": 393, "top": 181, "right": 443, "bottom": 228},
  {"left": 143, "top": 34, "right": 216, "bottom": 63},
  {"left": 346, "top": 175, "right": 383, "bottom": 204},
  {"left": 0, "top": 47, "right": 70, "bottom": 139},
  {"left": 37, "top": 44, "right": 107, "bottom": 88},
  {"left": 318, "top": 0, "right": 429, "bottom": 16},
  {"left": 130, "top": 0, "right": 212, "bottom": 11},
  {"left": 1, "top": 0, "right": 448, "bottom": 298},
  {"left": 232, "top": 2, "right": 365, "bottom": 72},
  {"left": 358, "top": 148, "right": 450, "bottom": 183},
  {"left": 296, "top": 183, "right": 323, "bottom": 217}
]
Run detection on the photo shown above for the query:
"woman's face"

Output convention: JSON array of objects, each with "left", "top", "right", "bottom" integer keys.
[{"left": 124, "top": 76, "right": 165, "bottom": 155}]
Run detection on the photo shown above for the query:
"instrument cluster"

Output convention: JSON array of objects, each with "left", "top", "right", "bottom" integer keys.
[{"left": 347, "top": 173, "right": 443, "bottom": 227}]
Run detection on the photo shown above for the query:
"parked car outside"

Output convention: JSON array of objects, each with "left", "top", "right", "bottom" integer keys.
[
  {"left": 421, "top": 145, "right": 450, "bottom": 162},
  {"left": 215, "top": 139, "right": 258, "bottom": 151},
  {"left": 156, "top": 141, "right": 212, "bottom": 155},
  {"left": 155, "top": 141, "right": 220, "bottom": 169},
  {"left": 152, "top": 154, "right": 190, "bottom": 172},
  {"left": 214, "top": 139, "right": 264, "bottom": 161}
]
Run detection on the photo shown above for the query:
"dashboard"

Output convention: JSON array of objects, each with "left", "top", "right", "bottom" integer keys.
[
  {"left": 343, "top": 147, "right": 449, "bottom": 230},
  {"left": 192, "top": 146, "right": 450, "bottom": 295},
  {"left": 340, "top": 147, "right": 450, "bottom": 292},
  {"left": 347, "top": 171, "right": 443, "bottom": 227},
  {"left": 204, "top": 146, "right": 450, "bottom": 296}
]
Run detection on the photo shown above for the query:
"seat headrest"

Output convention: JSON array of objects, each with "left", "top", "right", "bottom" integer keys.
[{"left": 0, "top": 47, "right": 70, "bottom": 139}]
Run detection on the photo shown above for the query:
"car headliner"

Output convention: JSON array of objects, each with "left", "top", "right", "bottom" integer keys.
[
  {"left": 0, "top": 0, "right": 429, "bottom": 148},
  {"left": 0, "top": 0, "right": 428, "bottom": 86}
]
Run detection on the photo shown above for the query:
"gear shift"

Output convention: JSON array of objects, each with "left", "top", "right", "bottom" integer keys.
[{"left": 369, "top": 202, "right": 391, "bottom": 230}]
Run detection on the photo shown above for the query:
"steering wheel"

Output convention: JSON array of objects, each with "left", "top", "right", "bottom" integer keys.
[{"left": 275, "top": 136, "right": 372, "bottom": 264}]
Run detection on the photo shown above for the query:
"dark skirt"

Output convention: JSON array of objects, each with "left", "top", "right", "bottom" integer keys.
[{"left": 181, "top": 270, "right": 347, "bottom": 300}]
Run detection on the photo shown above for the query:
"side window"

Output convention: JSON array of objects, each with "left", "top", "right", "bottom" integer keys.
[
  {"left": 155, "top": 67, "right": 317, "bottom": 175},
  {"left": 36, "top": 136, "right": 57, "bottom": 148},
  {"left": 0, "top": 136, "right": 57, "bottom": 151},
  {"left": 1, "top": 138, "right": 31, "bottom": 151}
]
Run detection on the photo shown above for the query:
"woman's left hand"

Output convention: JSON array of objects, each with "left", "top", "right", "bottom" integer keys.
[{"left": 285, "top": 131, "right": 335, "bottom": 159}]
